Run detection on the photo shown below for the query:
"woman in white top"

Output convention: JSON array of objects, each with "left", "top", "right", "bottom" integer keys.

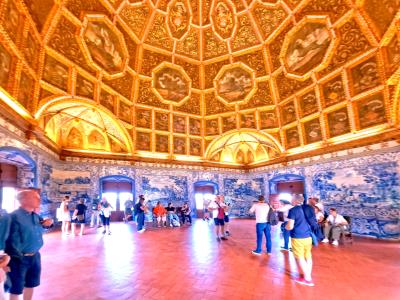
[
  {"left": 99, "top": 199, "right": 113, "bottom": 235},
  {"left": 59, "top": 196, "right": 71, "bottom": 235}
]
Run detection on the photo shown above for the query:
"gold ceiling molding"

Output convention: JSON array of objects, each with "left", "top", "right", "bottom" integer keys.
[
  {"left": 34, "top": 96, "right": 134, "bottom": 154},
  {"left": 0, "top": 0, "right": 398, "bottom": 167}
]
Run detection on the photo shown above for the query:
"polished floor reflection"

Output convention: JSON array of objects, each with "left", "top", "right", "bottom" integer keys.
[{"left": 37, "top": 220, "right": 399, "bottom": 300}]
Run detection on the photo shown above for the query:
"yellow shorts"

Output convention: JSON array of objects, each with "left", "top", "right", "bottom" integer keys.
[{"left": 291, "top": 237, "right": 312, "bottom": 260}]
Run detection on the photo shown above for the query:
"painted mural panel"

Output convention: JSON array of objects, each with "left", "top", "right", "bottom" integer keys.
[
  {"left": 173, "top": 115, "right": 186, "bottom": 133},
  {"left": 100, "top": 90, "right": 115, "bottom": 112},
  {"left": 327, "top": 107, "right": 350, "bottom": 138},
  {"left": 259, "top": 110, "right": 278, "bottom": 129},
  {"left": 173, "top": 136, "right": 186, "bottom": 154},
  {"left": 136, "top": 131, "right": 151, "bottom": 151},
  {"left": 350, "top": 56, "right": 381, "bottom": 96},
  {"left": 356, "top": 92, "right": 387, "bottom": 129},
  {"left": 224, "top": 178, "right": 264, "bottom": 217},
  {"left": 155, "top": 112, "right": 169, "bottom": 131},
  {"left": 189, "top": 118, "right": 201, "bottom": 135},
  {"left": 155, "top": 134, "right": 169, "bottom": 153},
  {"left": 136, "top": 109, "right": 152, "bottom": 128},
  {"left": 280, "top": 101, "right": 296, "bottom": 125},
  {"left": 321, "top": 75, "right": 345, "bottom": 108},
  {"left": 0, "top": 44, "right": 11, "bottom": 88},
  {"left": 312, "top": 161, "right": 400, "bottom": 238},
  {"left": 141, "top": 175, "right": 188, "bottom": 207},
  {"left": 222, "top": 115, "right": 237, "bottom": 132},
  {"left": 303, "top": 118, "right": 322, "bottom": 144},
  {"left": 240, "top": 113, "right": 255, "bottom": 128}
]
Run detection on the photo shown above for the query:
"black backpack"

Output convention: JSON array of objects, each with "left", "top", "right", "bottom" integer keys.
[{"left": 267, "top": 206, "right": 279, "bottom": 226}]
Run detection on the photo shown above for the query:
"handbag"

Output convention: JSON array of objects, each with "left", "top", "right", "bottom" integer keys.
[
  {"left": 310, "top": 231, "right": 318, "bottom": 246},
  {"left": 267, "top": 207, "right": 278, "bottom": 226}
]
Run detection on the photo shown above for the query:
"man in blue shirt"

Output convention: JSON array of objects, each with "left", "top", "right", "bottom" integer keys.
[
  {"left": 286, "top": 195, "right": 314, "bottom": 287},
  {"left": 6, "top": 189, "right": 53, "bottom": 300}
]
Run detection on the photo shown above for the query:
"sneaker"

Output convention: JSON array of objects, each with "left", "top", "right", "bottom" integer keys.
[
  {"left": 102, "top": 230, "right": 106, "bottom": 234},
  {"left": 216, "top": 237, "right": 221, "bottom": 242},
  {"left": 108, "top": 232, "right": 112, "bottom": 235},
  {"left": 321, "top": 238, "right": 329, "bottom": 243},
  {"left": 266, "top": 252, "right": 272, "bottom": 255},
  {"left": 138, "top": 229, "right": 145, "bottom": 233},
  {"left": 294, "top": 278, "right": 314, "bottom": 287},
  {"left": 170, "top": 224, "right": 173, "bottom": 227},
  {"left": 280, "top": 247, "right": 290, "bottom": 252},
  {"left": 332, "top": 240, "right": 339, "bottom": 246},
  {"left": 221, "top": 236, "right": 228, "bottom": 240},
  {"left": 252, "top": 250, "right": 262, "bottom": 256},
  {"left": 225, "top": 231, "right": 230, "bottom": 236}
]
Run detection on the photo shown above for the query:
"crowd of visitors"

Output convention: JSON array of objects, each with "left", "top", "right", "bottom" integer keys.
[{"left": 0, "top": 188, "right": 352, "bottom": 298}]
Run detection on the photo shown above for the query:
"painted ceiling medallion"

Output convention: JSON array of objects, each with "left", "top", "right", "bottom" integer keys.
[
  {"left": 214, "top": 63, "right": 256, "bottom": 105},
  {"left": 167, "top": 0, "right": 192, "bottom": 40},
  {"left": 152, "top": 63, "right": 192, "bottom": 106},
  {"left": 280, "top": 16, "right": 337, "bottom": 80},
  {"left": 80, "top": 15, "right": 129, "bottom": 77},
  {"left": 210, "top": 0, "right": 237, "bottom": 40}
]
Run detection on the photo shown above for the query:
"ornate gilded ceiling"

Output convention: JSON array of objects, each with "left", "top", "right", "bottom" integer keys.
[{"left": 0, "top": 0, "right": 399, "bottom": 166}]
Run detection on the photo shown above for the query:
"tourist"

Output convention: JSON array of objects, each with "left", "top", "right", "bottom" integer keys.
[
  {"left": 59, "top": 196, "right": 71, "bottom": 235},
  {"left": 5, "top": 189, "right": 53, "bottom": 300},
  {"left": 322, "top": 208, "right": 348, "bottom": 246},
  {"left": 71, "top": 199, "right": 87, "bottom": 236},
  {"left": 285, "top": 195, "right": 314, "bottom": 286},
  {"left": 0, "top": 209, "right": 10, "bottom": 300},
  {"left": 153, "top": 201, "right": 167, "bottom": 227},
  {"left": 276, "top": 199, "right": 293, "bottom": 251},
  {"left": 224, "top": 201, "right": 231, "bottom": 236},
  {"left": 180, "top": 202, "right": 192, "bottom": 225},
  {"left": 166, "top": 202, "right": 180, "bottom": 227},
  {"left": 208, "top": 195, "right": 228, "bottom": 241},
  {"left": 302, "top": 196, "right": 324, "bottom": 242},
  {"left": 99, "top": 198, "right": 112, "bottom": 235},
  {"left": 90, "top": 197, "right": 101, "bottom": 228},
  {"left": 202, "top": 198, "right": 210, "bottom": 221},
  {"left": 134, "top": 195, "right": 147, "bottom": 233},
  {"left": 124, "top": 199, "right": 134, "bottom": 223},
  {"left": 249, "top": 195, "right": 272, "bottom": 255}
]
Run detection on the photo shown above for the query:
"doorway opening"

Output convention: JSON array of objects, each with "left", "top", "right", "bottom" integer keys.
[
  {"left": 193, "top": 181, "right": 219, "bottom": 218},
  {"left": 268, "top": 174, "right": 305, "bottom": 208},
  {"left": 100, "top": 176, "right": 135, "bottom": 222}
]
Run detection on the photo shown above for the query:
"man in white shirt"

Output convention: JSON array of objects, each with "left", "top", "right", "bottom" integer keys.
[
  {"left": 249, "top": 195, "right": 272, "bottom": 255},
  {"left": 208, "top": 195, "right": 228, "bottom": 241},
  {"left": 322, "top": 208, "right": 348, "bottom": 246}
]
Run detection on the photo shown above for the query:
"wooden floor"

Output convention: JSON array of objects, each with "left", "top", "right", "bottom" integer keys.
[{"left": 36, "top": 219, "right": 399, "bottom": 300}]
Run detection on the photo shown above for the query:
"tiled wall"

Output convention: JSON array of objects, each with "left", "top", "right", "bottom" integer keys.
[{"left": 0, "top": 121, "right": 398, "bottom": 239}]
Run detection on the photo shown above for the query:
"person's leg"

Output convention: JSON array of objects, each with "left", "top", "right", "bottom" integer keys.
[
  {"left": 331, "top": 226, "right": 342, "bottom": 244},
  {"left": 292, "top": 238, "right": 313, "bottom": 285},
  {"left": 71, "top": 222, "right": 76, "bottom": 235},
  {"left": 323, "top": 224, "right": 332, "bottom": 240},
  {"left": 254, "top": 223, "right": 263, "bottom": 253},
  {"left": 90, "top": 213, "right": 95, "bottom": 227},
  {"left": 265, "top": 223, "right": 272, "bottom": 254},
  {"left": 96, "top": 212, "right": 101, "bottom": 227},
  {"left": 22, "top": 288, "right": 34, "bottom": 300},
  {"left": 188, "top": 214, "right": 192, "bottom": 224},
  {"left": 137, "top": 213, "right": 144, "bottom": 231},
  {"left": 79, "top": 224, "right": 85, "bottom": 235},
  {"left": 281, "top": 222, "right": 290, "bottom": 249}
]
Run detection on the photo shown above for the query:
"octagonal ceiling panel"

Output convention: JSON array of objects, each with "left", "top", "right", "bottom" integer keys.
[
  {"left": 214, "top": 63, "right": 256, "bottom": 105},
  {"left": 210, "top": 0, "right": 237, "bottom": 40},
  {"left": 152, "top": 63, "right": 191, "bottom": 105},
  {"left": 167, "top": 0, "right": 192, "bottom": 40},
  {"left": 280, "top": 16, "right": 337, "bottom": 80},
  {"left": 80, "top": 15, "right": 129, "bottom": 77}
]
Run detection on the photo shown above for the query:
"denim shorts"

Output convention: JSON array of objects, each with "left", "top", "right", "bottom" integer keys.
[
  {"left": 8, "top": 252, "right": 41, "bottom": 294},
  {"left": 224, "top": 215, "right": 230, "bottom": 223},
  {"left": 214, "top": 218, "right": 225, "bottom": 226}
]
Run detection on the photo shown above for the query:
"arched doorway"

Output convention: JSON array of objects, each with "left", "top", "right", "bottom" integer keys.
[
  {"left": 269, "top": 174, "right": 305, "bottom": 207},
  {"left": 193, "top": 181, "right": 219, "bottom": 218},
  {"left": 0, "top": 146, "right": 37, "bottom": 212},
  {"left": 99, "top": 175, "right": 135, "bottom": 221}
]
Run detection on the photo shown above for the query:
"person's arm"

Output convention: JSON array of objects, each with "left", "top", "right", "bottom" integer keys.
[
  {"left": 0, "top": 214, "right": 11, "bottom": 251},
  {"left": 5, "top": 214, "right": 23, "bottom": 258},
  {"left": 249, "top": 204, "right": 255, "bottom": 214},
  {"left": 285, "top": 219, "right": 294, "bottom": 230}
]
